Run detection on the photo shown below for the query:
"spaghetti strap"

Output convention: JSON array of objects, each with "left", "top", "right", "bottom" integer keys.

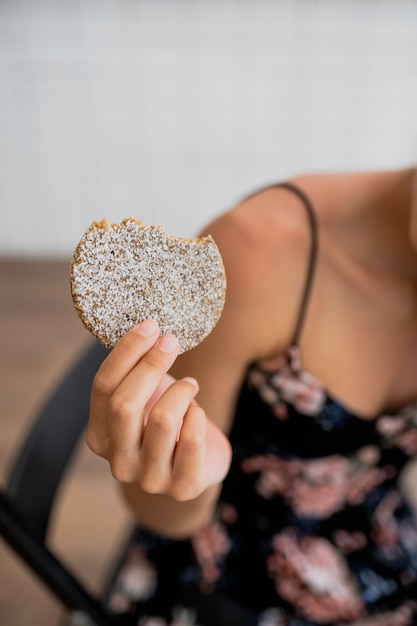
[
  {"left": 278, "top": 182, "right": 318, "bottom": 345},
  {"left": 240, "top": 181, "right": 318, "bottom": 345}
]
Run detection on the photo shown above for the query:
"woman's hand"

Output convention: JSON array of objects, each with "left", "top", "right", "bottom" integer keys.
[{"left": 87, "top": 319, "right": 232, "bottom": 502}]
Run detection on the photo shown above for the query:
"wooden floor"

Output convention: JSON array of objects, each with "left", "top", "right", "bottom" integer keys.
[{"left": 0, "top": 259, "right": 130, "bottom": 626}]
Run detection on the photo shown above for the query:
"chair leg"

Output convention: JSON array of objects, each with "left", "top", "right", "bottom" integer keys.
[{"left": 0, "top": 493, "right": 128, "bottom": 626}]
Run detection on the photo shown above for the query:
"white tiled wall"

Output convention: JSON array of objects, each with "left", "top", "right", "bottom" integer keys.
[{"left": 1, "top": 0, "right": 417, "bottom": 256}]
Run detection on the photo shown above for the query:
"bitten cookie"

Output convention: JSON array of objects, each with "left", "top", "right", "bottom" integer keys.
[{"left": 70, "top": 217, "right": 226, "bottom": 353}]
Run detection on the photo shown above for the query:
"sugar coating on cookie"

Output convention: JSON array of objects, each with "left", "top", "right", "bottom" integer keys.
[{"left": 70, "top": 218, "right": 226, "bottom": 353}]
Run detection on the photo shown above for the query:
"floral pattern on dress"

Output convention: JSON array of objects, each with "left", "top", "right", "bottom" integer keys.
[
  {"left": 248, "top": 347, "right": 326, "bottom": 419},
  {"left": 108, "top": 544, "right": 157, "bottom": 613},
  {"left": 131, "top": 600, "right": 417, "bottom": 626},
  {"left": 241, "top": 446, "right": 396, "bottom": 519},
  {"left": 346, "top": 601, "right": 417, "bottom": 626},
  {"left": 105, "top": 344, "right": 417, "bottom": 626},
  {"left": 267, "top": 530, "right": 364, "bottom": 623},
  {"left": 377, "top": 405, "right": 417, "bottom": 456},
  {"left": 138, "top": 606, "right": 201, "bottom": 626},
  {"left": 190, "top": 521, "right": 232, "bottom": 593},
  {"left": 370, "top": 490, "right": 417, "bottom": 580}
]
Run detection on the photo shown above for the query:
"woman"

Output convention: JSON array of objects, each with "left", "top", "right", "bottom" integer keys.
[{"left": 88, "top": 168, "right": 417, "bottom": 625}]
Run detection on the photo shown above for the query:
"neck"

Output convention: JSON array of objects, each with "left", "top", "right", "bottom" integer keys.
[{"left": 338, "top": 168, "right": 417, "bottom": 283}]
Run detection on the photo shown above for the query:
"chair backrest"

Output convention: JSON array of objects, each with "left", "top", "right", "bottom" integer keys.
[
  {"left": 0, "top": 341, "right": 131, "bottom": 625},
  {"left": 5, "top": 340, "right": 108, "bottom": 541}
]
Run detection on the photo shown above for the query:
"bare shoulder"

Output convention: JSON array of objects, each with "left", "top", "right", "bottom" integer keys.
[
  {"left": 198, "top": 183, "right": 318, "bottom": 361},
  {"left": 170, "top": 184, "right": 319, "bottom": 434}
]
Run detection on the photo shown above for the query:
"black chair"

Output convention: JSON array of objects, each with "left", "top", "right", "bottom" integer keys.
[{"left": 0, "top": 340, "right": 136, "bottom": 626}]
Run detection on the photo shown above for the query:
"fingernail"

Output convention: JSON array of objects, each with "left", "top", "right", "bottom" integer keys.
[
  {"left": 158, "top": 334, "right": 179, "bottom": 353},
  {"left": 137, "top": 319, "right": 159, "bottom": 337},
  {"left": 183, "top": 377, "right": 199, "bottom": 389}
]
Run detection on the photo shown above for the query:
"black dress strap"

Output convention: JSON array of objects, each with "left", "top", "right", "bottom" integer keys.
[
  {"left": 277, "top": 182, "right": 318, "bottom": 346},
  {"left": 240, "top": 181, "right": 319, "bottom": 346}
]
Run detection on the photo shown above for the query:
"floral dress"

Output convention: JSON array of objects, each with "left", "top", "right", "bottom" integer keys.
[{"left": 107, "top": 184, "right": 417, "bottom": 626}]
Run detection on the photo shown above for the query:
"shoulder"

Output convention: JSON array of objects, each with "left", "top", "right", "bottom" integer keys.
[
  {"left": 202, "top": 182, "right": 316, "bottom": 286},
  {"left": 198, "top": 181, "right": 319, "bottom": 361},
  {"left": 171, "top": 174, "right": 362, "bottom": 432}
]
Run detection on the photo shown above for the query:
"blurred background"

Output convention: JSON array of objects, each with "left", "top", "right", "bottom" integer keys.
[
  {"left": 1, "top": 0, "right": 417, "bottom": 255},
  {"left": 1, "top": 0, "right": 417, "bottom": 624}
]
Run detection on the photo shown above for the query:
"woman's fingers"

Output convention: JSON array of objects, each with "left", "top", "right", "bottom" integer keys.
[
  {"left": 169, "top": 402, "right": 232, "bottom": 501},
  {"left": 170, "top": 403, "right": 207, "bottom": 501},
  {"left": 110, "top": 333, "right": 180, "bottom": 429},
  {"left": 138, "top": 377, "right": 200, "bottom": 494},
  {"left": 87, "top": 320, "right": 180, "bottom": 469},
  {"left": 92, "top": 319, "right": 160, "bottom": 402},
  {"left": 86, "top": 320, "right": 220, "bottom": 500},
  {"left": 105, "top": 336, "right": 181, "bottom": 481},
  {"left": 87, "top": 320, "right": 161, "bottom": 453}
]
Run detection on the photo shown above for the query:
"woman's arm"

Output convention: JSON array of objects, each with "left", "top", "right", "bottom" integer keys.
[{"left": 87, "top": 187, "right": 312, "bottom": 538}]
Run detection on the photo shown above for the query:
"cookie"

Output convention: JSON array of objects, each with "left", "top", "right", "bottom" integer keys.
[{"left": 70, "top": 217, "right": 226, "bottom": 353}]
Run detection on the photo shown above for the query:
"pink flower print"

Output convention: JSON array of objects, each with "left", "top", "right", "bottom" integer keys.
[
  {"left": 267, "top": 530, "right": 363, "bottom": 623},
  {"left": 191, "top": 521, "right": 231, "bottom": 593},
  {"left": 257, "top": 608, "right": 287, "bottom": 626},
  {"left": 278, "top": 347, "right": 326, "bottom": 416},
  {"left": 371, "top": 491, "right": 406, "bottom": 561},
  {"left": 396, "top": 429, "right": 417, "bottom": 456},
  {"left": 373, "top": 490, "right": 402, "bottom": 529},
  {"left": 248, "top": 367, "right": 288, "bottom": 420},
  {"left": 271, "top": 370, "right": 325, "bottom": 417},
  {"left": 108, "top": 591, "right": 133, "bottom": 614},
  {"left": 293, "top": 447, "right": 394, "bottom": 518},
  {"left": 377, "top": 406, "right": 417, "bottom": 456},
  {"left": 344, "top": 469, "right": 396, "bottom": 509},
  {"left": 261, "top": 386, "right": 284, "bottom": 410},
  {"left": 250, "top": 347, "right": 326, "bottom": 418},
  {"left": 218, "top": 502, "right": 238, "bottom": 525},
  {"left": 108, "top": 545, "right": 157, "bottom": 611},
  {"left": 377, "top": 416, "right": 407, "bottom": 438},
  {"left": 171, "top": 606, "right": 199, "bottom": 625},
  {"left": 369, "top": 490, "right": 417, "bottom": 582},
  {"left": 242, "top": 446, "right": 393, "bottom": 519},
  {"left": 356, "top": 445, "right": 380, "bottom": 465},
  {"left": 398, "top": 519, "right": 417, "bottom": 568},
  {"left": 333, "top": 529, "right": 368, "bottom": 554},
  {"left": 241, "top": 454, "right": 302, "bottom": 500},
  {"left": 139, "top": 611, "right": 201, "bottom": 626},
  {"left": 347, "top": 601, "right": 417, "bottom": 626},
  {"left": 289, "top": 456, "right": 351, "bottom": 518},
  {"left": 293, "top": 456, "right": 393, "bottom": 518}
]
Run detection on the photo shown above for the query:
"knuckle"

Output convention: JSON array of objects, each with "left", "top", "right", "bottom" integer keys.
[
  {"left": 85, "top": 428, "right": 99, "bottom": 453},
  {"left": 91, "top": 370, "right": 113, "bottom": 398},
  {"left": 109, "top": 457, "right": 135, "bottom": 483},
  {"left": 138, "top": 471, "right": 164, "bottom": 495},
  {"left": 189, "top": 405, "right": 206, "bottom": 422},
  {"left": 85, "top": 426, "right": 106, "bottom": 457},
  {"left": 141, "top": 349, "right": 165, "bottom": 371},
  {"left": 148, "top": 406, "right": 176, "bottom": 435},
  {"left": 108, "top": 394, "right": 136, "bottom": 422},
  {"left": 120, "top": 330, "right": 142, "bottom": 350},
  {"left": 179, "top": 406, "right": 206, "bottom": 450},
  {"left": 180, "top": 429, "right": 204, "bottom": 452}
]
